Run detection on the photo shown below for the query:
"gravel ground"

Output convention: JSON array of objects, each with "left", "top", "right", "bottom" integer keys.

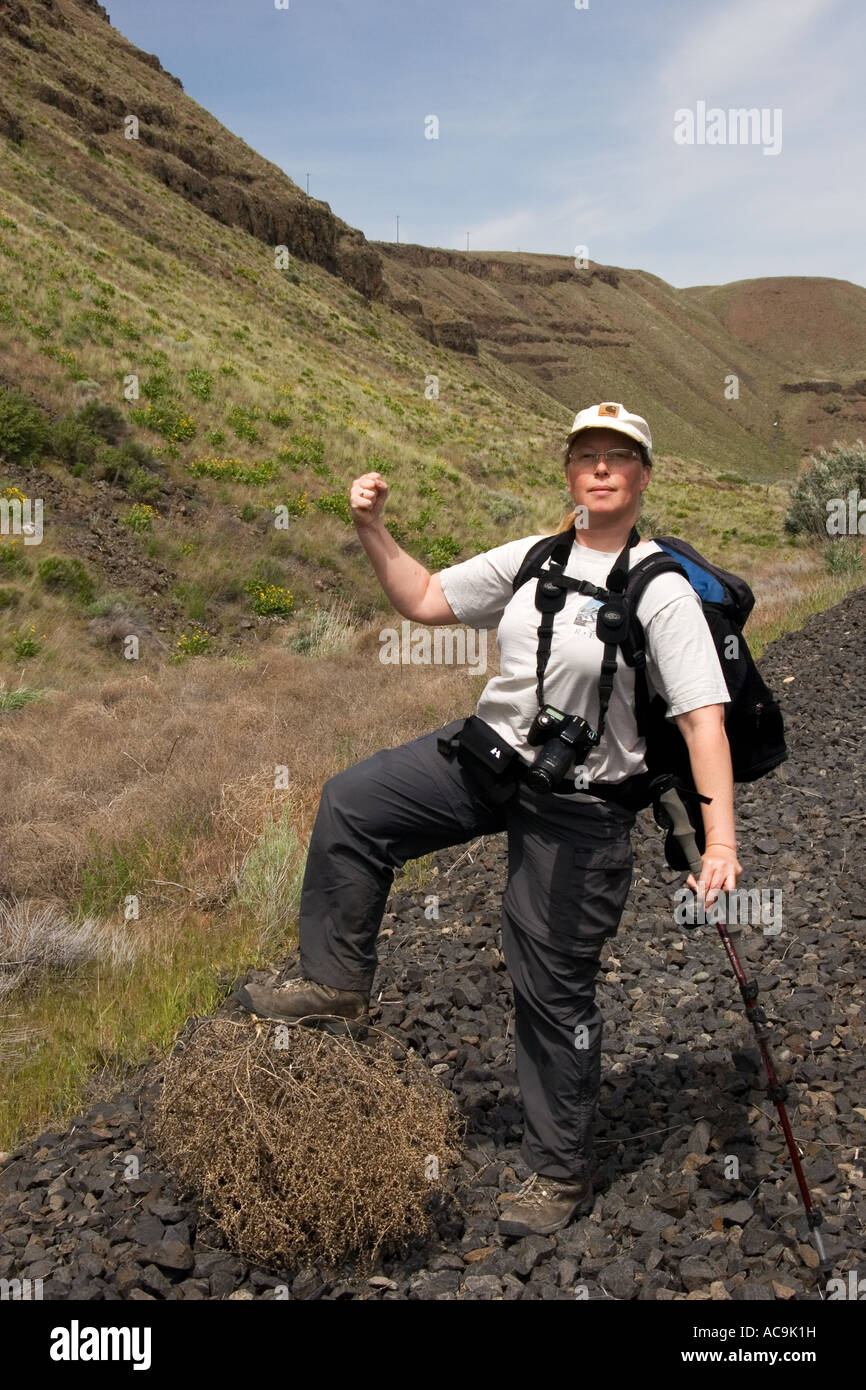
[{"left": 1, "top": 585, "right": 864, "bottom": 1301}]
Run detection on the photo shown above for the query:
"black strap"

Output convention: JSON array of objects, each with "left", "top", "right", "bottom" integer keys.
[
  {"left": 438, "top": 523, "right": 671, "bottom": 811},
  {"left": 531, "top": 526, "right": 608, "bottom": 711},
  {"left": 532, "top": 522, "right": 641, "bottom": 742}
]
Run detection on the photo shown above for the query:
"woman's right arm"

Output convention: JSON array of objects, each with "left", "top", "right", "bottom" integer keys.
[{"left": 351, "top": 470, "right": 458, "bottom": 624}]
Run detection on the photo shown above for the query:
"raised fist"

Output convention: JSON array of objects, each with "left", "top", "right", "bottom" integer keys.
[{"left": 350, "top": 471, "right": 388, "bottom": 528}]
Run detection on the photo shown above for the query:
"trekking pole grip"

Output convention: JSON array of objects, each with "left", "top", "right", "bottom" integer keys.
[{"left": 658, "top": 784, "right": 704, "bottom": 880}]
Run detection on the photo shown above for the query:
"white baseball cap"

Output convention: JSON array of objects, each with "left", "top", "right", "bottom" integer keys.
[{"left": 566, "top": 401, "right": 653, "bottom": 464}]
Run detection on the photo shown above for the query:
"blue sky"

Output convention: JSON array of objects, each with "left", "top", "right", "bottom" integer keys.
[{"left": 104, "top": 0, "right": 865, "bottom": 289}]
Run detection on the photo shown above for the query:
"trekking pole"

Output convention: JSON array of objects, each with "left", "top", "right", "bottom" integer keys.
[{"left": 654, "top": 778, "right": 830, "bottom": 1273}]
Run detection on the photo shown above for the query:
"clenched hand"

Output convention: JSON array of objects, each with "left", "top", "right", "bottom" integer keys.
[{"left": 350, "top": 471, "right": 388, "bottom": 528}]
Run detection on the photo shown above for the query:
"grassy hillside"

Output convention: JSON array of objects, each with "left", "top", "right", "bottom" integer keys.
[
  {"left": 0, "top": 0, "right": 862, "bottom": 1150},
  {"left": 683, "top": 276, "right": 866, "bottom": 451},
  {"left": 375, "top": 248, "right": 866, "bottom": 478}
]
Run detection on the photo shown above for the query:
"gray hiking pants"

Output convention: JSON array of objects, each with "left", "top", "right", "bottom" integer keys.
[{"left": 298, "top": 717, "right": 635, "bottom": 1181}]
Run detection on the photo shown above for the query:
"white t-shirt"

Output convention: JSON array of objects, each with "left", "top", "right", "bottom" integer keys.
[{"left": 438, "top": 531, "right": 730, "bottom": 799}]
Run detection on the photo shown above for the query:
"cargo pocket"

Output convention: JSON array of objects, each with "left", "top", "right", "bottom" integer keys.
[{"left": 546, "top": 835, "right": 634, "bottom": 951}]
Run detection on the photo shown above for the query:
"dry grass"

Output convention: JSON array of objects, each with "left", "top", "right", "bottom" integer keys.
[
  {"left": 742, "top": 544, "right": 865, "bottom": 657},
  {"left": 0, "top": 621, "right": 480, "bottom": 911},
  {"left": 0, "top": 617, "right": 489, "bottom": 1149},
  {"left": 0, "top": 894, "right": 138, "bottom": 998},
  {"left": 298, "top": 594, "right": 363, "bottom": 657},
  {"left": 0, "top": 1015, "right": 42, "bottom": 1072},
  {"left": 149, "top": 1016, "right": 464, "bottom": 1272}
]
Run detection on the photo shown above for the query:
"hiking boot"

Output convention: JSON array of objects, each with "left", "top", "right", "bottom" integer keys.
[
  {"left": 497, "top": 1170, "right": 594, "bottom": 1238},
  {"left": 232, "top": 975, "right": 370, "bottom": 1037}
]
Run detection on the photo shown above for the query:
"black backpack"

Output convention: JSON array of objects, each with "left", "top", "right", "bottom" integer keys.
[{"left": 511, "top": 525, "right": 788, "bottom": 825}]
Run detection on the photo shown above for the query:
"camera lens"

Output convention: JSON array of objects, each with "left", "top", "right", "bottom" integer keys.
[{"left": 526, "top": 765, "right": 553, "bottom": 794}]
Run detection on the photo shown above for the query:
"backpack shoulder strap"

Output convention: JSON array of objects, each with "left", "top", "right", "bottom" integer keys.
[
  {"left": 651, "top": 536, "right": 755, "bottom": 624},
  {"left": 623, "top": 549, "right": 691, "bottom": 615},
  {"left": 513, "top": 529, "right": 573, "bottom": 593},
  {"left": 618, "top": 547, "right": 692, "bottom": 740},
  {"left": 618, "top": 549, "right": 690, "bottom": 666}
]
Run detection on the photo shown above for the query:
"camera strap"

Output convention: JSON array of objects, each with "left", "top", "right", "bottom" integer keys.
[
  {"left": 532, "top": 521, "right": 641, "bottom": 742},
  {"left": 436, "top": 523, "right": 647, "bottom": 810}
]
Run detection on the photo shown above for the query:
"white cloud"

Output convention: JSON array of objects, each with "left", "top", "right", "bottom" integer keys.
[{"left": 654, "top": 0, "right": 843, "bottom": 100}]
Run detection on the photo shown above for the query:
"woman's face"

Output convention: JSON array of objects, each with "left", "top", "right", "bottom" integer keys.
[{"left": 565, "top": 427, "right": 651, "bottom": 527}]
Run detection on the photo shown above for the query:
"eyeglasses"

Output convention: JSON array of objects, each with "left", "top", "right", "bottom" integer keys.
[{"left": 569, "top": 447, "right": 640, "bottom": 466}]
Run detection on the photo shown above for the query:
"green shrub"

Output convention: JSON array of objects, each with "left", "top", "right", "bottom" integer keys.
[
  {"left": 0, "top": 586, "right": 20, "bottom": 608},
  {"left": 76, "top": 827, "right": 154, "bottom": 917},
  {"left": 246, "top": 557, "right": 285, "bottom": 587},
  {"left": 217, "top": 576, "right": 247, "bottom": 602},
  {"left": 50, "top": 415, "right": 101, "bottom": 471},
  {"left": 11, "top": 628, "right": 42, "bottom": 659},
  {"left": 174, "top": 625, "right": 211, "bottom": 658},
  {"left": 266, "top": 409, "right": 293, "bottom": 428},
  {"left": 186, "top": 368, "right": 214, "bottom": 402},
  {"left": 430, "top": 461, "right": 460, "bottom": 484},
  {"left": 76, "top": 400, "right": 128, "bottom": 444},
  {"left": 122, "top": 503, "right": 158, "bottom": 533},
  {"left": 273, "top": 491, "right": 308, "bottom": 518},
  {"left": 125, "top": 465, "right": 163, "bottom": 504},
  {"left": 409, "top": 506, "right": 436, "bottom": 532},
  {"left": 637, "top": 508, "right": 666, "bottom": 537},
  {"left": 0, "top": 387, "right": 49, "bottom": 464},
  {"left": 784, "top": 441, "right": 866, "bottom": 538},
  {"left": 141, "top": 370, "right": 175, "bottom": 401},
  {"left": 482, "top": 489, "right": 523, "bottom": 525},
  {"left": 36, "top": 555, "right": 95, "bottom": 604},
  {"left": 227, "top": 404, "right": 261, "bottom": 443},
  {"left": 82, "top": 593, "right": 130, "bottom": 618},
  {"left": 0, "top": 541, "right": 30, "bottom": 577},
  {"left": 824, "top": 538, "right": 864, "bottom": 575},
  {"left": 245, "top": 580, "right": 294, "bottom": 616},
  {"left": 172, "top": 582, "right": 208, "bottom": 623},
  {"left": 187, "top": 456, "right": 279, "bottom": 486},
  {"left": 314, "top": 492, "right": 352, "bottom": 524},
  {"left": 425, "top": 535, "right": 461, "bottom": 567},
  {"left": 129, "top": 400, "right": 197, "bottom": 443},
  {"left": 278, "top": 435, "right": 324, "bottom": 471},
  {"left": 93, "top": 440, "right": 162, "bottom": 495}
]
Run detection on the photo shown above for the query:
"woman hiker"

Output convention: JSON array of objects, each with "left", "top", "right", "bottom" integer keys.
[{"left": 234, "top": 401, "right": 743, "bottom": 1239}]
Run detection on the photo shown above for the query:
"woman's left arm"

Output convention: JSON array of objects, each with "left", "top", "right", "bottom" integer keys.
[{"left": 673, "top": 704, "right": 743, "bottom": 906}]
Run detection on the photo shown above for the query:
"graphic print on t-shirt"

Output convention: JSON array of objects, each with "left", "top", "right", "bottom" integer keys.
[{"left": 573, "top": 597, "right": 603, "bottom": 635}]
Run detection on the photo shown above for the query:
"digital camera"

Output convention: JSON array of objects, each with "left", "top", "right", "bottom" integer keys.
[{"left": 525, "top": 704, "right": 599, "bottom": 794}]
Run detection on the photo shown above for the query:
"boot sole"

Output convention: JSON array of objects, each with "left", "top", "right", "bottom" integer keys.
[
  {"left": 261, "top": 1011, "right": 370, "bottom": 1040},
  {"left": 233, "top": 990, "right": 370, "bottom": 1039},
  {"left": 301, "top": 1013, "right": 370, "bottom": 1040}
]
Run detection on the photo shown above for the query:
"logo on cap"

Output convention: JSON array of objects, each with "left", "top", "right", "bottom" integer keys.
[{"left": 599, "top": 403, "right": 620, "bottom": 417}]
